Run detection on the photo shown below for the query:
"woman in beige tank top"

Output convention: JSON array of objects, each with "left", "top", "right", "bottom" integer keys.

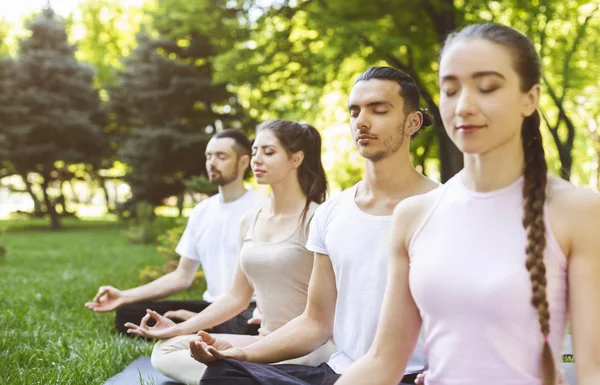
[{"left": 126, "top": 119, "right": 336, "bottom": 384}]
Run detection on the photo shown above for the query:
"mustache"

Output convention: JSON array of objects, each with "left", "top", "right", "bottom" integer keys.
[{"left": 356, "top": 131, "right": 377, "bottom": 139}]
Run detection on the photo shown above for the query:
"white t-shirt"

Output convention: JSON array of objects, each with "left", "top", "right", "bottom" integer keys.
[
  {"left": 306, "top": 184, "right": 427, "bottom": 375},
  {"left": 175, "top": 190, "right": 265, "bottom": 303}
]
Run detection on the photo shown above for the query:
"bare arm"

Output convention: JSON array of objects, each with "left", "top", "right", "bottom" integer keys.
[
  {"left": 125, "top": 211, "right": 255, "bottom": 339},
  {"left": 165, "top": 259, "right": 255, "bottom": 336},
  {"left": 195, "top": 251, "right": 338, "bottom": 364},
  {"left": 336, "top": 202, "right": 423, "bottom": 385},
  {"left": 565, "top": 189, "right": 600, "bottom": 385},
  {"left": 241, "top": 252, "right": 338, "bottom": 363},
  {"left": 122, "top": 257, "right": 200, "bottom": 301},
  {"left": 85, "top": 257, "right": 200, "bottom": 312}
]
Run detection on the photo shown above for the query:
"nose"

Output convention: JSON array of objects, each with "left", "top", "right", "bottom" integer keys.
[
  {"left": 206, "top": 156, "right": 217, "bottom": 169},
  {"left": 455, "top": 89, "right": 477, "bottom": 117},
  {"left": 251, "top": 152, "right": 262, "bottom": 166},
  {"left": 354, "top": 111, "right": 370, "bottom": 132}
]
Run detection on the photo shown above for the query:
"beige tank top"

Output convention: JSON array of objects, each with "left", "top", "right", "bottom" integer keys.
[{"left": 239, "top": 201, "right": 319, "bottom": 336}]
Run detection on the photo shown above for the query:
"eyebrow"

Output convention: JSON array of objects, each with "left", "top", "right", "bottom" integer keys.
[
  {"left": 251, "top": 144, "right": 277, "bottom": 150},
  {"left": 348, "top": 100, "right": 393, "bottom": 111},
  {"left": 205, "top": 150, "right": 229, "bottom": 156},
  {"left": 440, "top": 71, "right": 506, "bottom": 82}
]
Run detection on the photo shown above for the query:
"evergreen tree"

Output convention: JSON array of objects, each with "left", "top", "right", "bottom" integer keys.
[
  {"left": 111, "top": 32, "right": 244, "bottom": 215},
  {"left": 4, "top": 8, "right": 107, "bottom": 229}
]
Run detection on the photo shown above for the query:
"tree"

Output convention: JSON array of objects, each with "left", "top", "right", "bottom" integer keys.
[
  {"left": 74, "top": 0, "right": 144, "bottom": 87},
  {"left": 111, "top": 31, "right": 245, "bottom": 215},
  {"left": 0, "top": 19, "right": 10, "bottom": 57},
  {"left": 2, "top": 8, "right": 108, "bottom": 229},
  {"left": 478, "top": 0, "right": 600, "bottom": 181},
  {"left": 177, "top": 0, "right": 469, "bottom": 181}
]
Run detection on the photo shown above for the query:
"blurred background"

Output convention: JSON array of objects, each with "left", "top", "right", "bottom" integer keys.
[{"left": 0, "top": 0, "right": 598, "bottom": 229}]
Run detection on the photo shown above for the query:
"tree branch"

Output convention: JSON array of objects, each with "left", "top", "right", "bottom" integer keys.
[{"left": 559, "top": 4, "right": 599, "bottom": 104}]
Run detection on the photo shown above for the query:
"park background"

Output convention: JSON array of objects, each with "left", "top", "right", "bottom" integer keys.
[{"left": 0, "top": 0, "right": 597, "bottom": 383}]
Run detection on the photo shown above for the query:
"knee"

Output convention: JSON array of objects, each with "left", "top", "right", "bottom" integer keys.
[{"left": 150, "top": 340, "right": 170, "bottom": 373}]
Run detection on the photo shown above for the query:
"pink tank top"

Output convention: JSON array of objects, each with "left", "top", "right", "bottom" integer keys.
[{"left": 409, "top": 172, "right": 568, "bottom": 385}]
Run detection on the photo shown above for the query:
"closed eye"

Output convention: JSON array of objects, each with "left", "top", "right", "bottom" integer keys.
[
  {"left": 443, "top": 89, "right": 458, "bottom": 97},
  {"left": 480, "top": 87, "right": 498, "bottom": 94}
]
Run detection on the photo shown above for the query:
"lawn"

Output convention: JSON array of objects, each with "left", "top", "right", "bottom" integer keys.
[{"left": 0, "top": 218, "right": 204, "bottom": 385}]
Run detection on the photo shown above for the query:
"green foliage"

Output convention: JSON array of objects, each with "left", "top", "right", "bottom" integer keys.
[
  {"left": 111, "top": 30, "right": 245, "bottom": 210},
  {"left": 156, "top": 218, "right": 186, "bottom": 265},
  {"left": 183, "top": 175, "right": 219, "bottom": 196},
  {"left": 209, "top": 0, "right": 471, "bottom": 180},
  {"left": 74, "top": 0, "right": 144, "bottom": 88},
  {"left": 2, "top": 0, "right": 599, "bottom": 213},
  {"left": 124, "top": 202, "right": 178, "bottom": 245},
  {"left": 169, "top": 0, "right": 597, "bottom": 185},
  {"left": 0, "top": 233, "right": 6, "bottom": 263},
  {"left": 0, "top": 224, "right": 202, "bottom": 383},
  {"left": 476, "top": 0, "right": 600, "bottom": 181},
  {"left": 0, "top": 9, "right": 110, "bottom": 228},
  {"left": 0, "top": 19, "right": 10, "bottom": 57},
  {"left": 140, "top": 214, "right": 207, "bottom": 290}
]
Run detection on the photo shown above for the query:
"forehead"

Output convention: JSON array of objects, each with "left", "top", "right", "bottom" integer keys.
[
  {"left": 440, "top": 38, "right": 516, "bottom": 80},
  {"left": 348, "top": 78, "right": 404, "bottom": 107},
  {"left": 253, "top": 129, "right": 281, "bottom": 147},
  {"left": 206, "top": 137, "right": 237, "bottom": 153}
]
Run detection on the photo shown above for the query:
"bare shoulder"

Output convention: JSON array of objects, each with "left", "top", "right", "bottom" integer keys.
[
  {"left": 392, "top": 183, "right": 443, "bottom": 245},
  {"left": 547, "top": 175, "right": 600, "bottom": 254},
  {"left": 548, "top": 175, "right": 600, "bottom": 219}
]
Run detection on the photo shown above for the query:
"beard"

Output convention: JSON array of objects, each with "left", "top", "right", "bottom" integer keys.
[
  {"left": 362, "top": 119, "right": 407, "bottom": 163},
  {"left": 208, "top": 169, "right": 239, "bottom": 186}
]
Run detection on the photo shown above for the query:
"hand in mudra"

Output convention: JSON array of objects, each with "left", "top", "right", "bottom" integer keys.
[{"left": 189, "top": 331, "right": 245, "bottom": 364}]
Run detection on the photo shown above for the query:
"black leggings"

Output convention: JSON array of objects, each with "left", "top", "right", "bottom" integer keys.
[
  {"left": 114, "top": 300, "right": 259, "bottom": 337},
  {"left": 200, "top": 359, "right": 418, "bottom": 385}
]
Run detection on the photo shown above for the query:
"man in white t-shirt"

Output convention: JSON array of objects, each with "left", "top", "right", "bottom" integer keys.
[
  {"left": 85, "top": 129, "right": 265, "bottom": 336},
  {"left": 190, "top": 67, "right": 439, "bottom": 385}
]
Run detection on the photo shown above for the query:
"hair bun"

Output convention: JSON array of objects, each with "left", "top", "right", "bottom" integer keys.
[{"left": 421, "top": 108, "right": 434, "bottom": 127}]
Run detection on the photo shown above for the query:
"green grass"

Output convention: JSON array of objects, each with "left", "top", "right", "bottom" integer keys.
[
  {"left": 0, "top": 220, "right": 204, "bottom": 384},
  {"left": 0, "top": 216, "right": 122, "bottom": 232}
]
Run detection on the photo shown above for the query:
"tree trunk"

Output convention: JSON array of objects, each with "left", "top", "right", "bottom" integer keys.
[
  {"left": 559, "top": 148, "right": 572, "bottom": 181},
  {"left": 98, "top": 174, "right": 113, "bottom": 212},
  {"left": 69, "top": 180, "right": 79, "bottom": 204},
  {"left": 57, "top": 180, "right": 69, "bottom": 215},
  {"left": 20, "top": 173, "right": 43, "bottom": 215},
  {"left": 416, "top": 78, "right": 463, "bottom": 181},
  {"left": 422, "top": 0, "right": 464, "bottom": 182},
  {"left": 41, "top": 175, "right": 61, "bottom": 230},
  {"left": 545, "top": 112, "right": 575, "bottom": 181},
  {"left": 177, "top": 191, "right": 185, "bottom": 217}
]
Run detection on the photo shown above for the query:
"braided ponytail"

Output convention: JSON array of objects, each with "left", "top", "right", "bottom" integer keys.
[
  {"left": 442, "top": 23, "right": 556, "bottom": 384},
  {"left": 521, "top": 110, "right": 555, "bottom": 385}
]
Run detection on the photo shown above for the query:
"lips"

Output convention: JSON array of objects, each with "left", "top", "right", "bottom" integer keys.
[
  {"left": 357, "top": 134, "right": 376, "bottom": 142},
  {"left": 456, "top": 124, "right": 486, "bottom": 132},
  {"left": 253, "top": 169, "right": 266, "bottom": 176}
]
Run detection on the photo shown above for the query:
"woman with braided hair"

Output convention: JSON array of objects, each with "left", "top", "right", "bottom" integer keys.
[{"left": 336, "top": 23, "right": 600, "bottom": 385}]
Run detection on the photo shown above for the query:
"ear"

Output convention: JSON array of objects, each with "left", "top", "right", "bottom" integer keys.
[
  {"left": 238, "top": 154, "right": 250, "bottom": 172},
  {"left": 405, "top": 111, "right": 423, "bottom": 136},
  {"left": 522, "top": 84, "right": 541, "bottom": 117},
  {"left": 291, "top": 151, "right": 304, "bottom": 168}
]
